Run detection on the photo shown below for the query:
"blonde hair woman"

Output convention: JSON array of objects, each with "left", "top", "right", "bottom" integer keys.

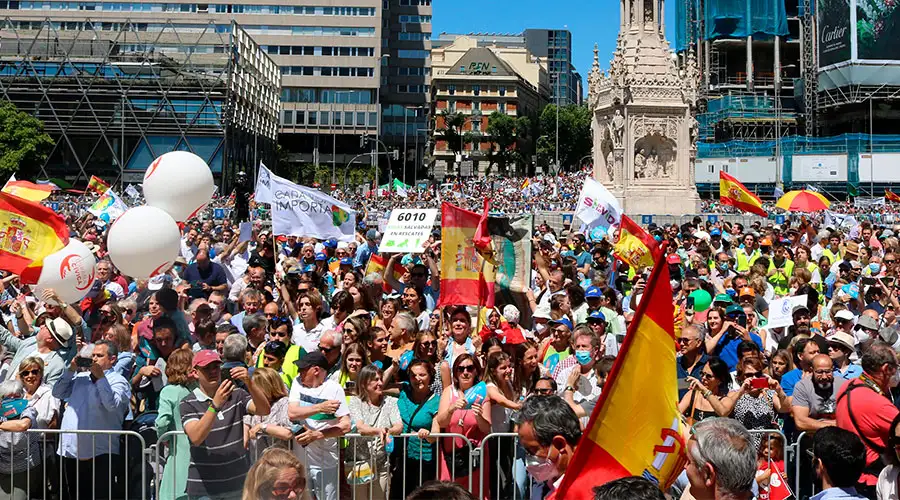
[
  {"left": 243, "top": 447, "right": 307, "bottom": 500},
  {"left": 244, "top": 367, "right": 294, "bottom": 461},
  {"left": 156, "top": 348, "right": 194, "bottom": 500}
]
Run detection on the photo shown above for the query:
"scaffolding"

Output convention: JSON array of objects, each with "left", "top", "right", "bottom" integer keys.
[{"left": 0, "top": 18, "right": 280, "bottom": 190}]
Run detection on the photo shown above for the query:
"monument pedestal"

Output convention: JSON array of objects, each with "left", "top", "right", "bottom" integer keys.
[{"left": 587, "top": 3, "right": 702, "bottom": 216}]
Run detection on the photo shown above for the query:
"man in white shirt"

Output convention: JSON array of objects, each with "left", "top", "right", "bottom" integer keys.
[{"left": 288, "top": 352, "right": 350, "bottom": 500}]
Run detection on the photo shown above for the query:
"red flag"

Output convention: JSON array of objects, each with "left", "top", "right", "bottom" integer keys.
[
  {"left": 365, "top": 254, "right": 406, "bottom": 293},
  {"left": 437, "top": 202, "right": 494, "bottom": 308},
  {"left": 473, "top": 198, "right": 492, "bottom": 257},
  {"left": 613, "top": 215, "right": 661, "bottom": 270},
  {"left": 550, "top": 256, "right": 686, "bottom": 499},
  {"left": 887, "top": 190, "right": 900, "bottom": 203},
  {"left": 720, "top": 172, "right": 767, "bottom": 216}
]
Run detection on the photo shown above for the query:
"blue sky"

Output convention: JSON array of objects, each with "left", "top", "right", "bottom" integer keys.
[{"left": 433, "top": 0, "right": 677, "bottom": 97}]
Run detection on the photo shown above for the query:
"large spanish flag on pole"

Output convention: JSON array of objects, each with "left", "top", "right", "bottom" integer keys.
[
  {"left": 1, "top": 181, "right": 53, "bottom": 202},
  {"left": 886, "top": 190, "right": 900, "bottom": 203},
  {"left": 720, "top": 171, "right": 767, "bottom": 216},
  {"left": 437, "top": 200, "right": 494, "bottom": 308},
  {"left": 551, "top": 257, "right": 687, "bottom": 500},
  {"left": 0, "top": 192, "right": 69, "bottom": 284},
  {"left": 613, "top": 215, "right": 660, "bottom": 271}
]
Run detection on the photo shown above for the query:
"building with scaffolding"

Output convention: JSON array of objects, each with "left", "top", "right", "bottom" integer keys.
[
  {"left": 0, "top": 18, "right": 280, "bottom": 190},
  {"left": 677, "top": 0, "right": 900, "bottom": 199}
]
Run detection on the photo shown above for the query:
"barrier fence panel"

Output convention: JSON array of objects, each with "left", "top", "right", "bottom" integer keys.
[
  {"left": 747, "top": 429, "right": 791, "bottom": 500},
  {"left": 0, "top": 429, "right": 148, "bottom": 500}
]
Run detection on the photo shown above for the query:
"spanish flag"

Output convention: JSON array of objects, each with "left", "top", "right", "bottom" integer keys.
[
  {"left": 87, "top": 175, "right": 110, "bottom": 195},
  {"left": 364, "top": 253, "right": 407, "bottom": 293},
  {"left": 551, "top": 257, "right": 686, "bottom": 499},
  {"left": 886, "top": 190, "right": 900, "bottom": 203},
  {"left": 2, "top": 181, "right": 53, "bottom": 202},
  {"left": 613, "top": 215, "right": 660, "bottom": 271},
  {"left": 719, "top": 171, "right": 767, "bottom": 216},
  {"left": 437, "top": 201, "right": 495, "bottom": 308},
  {"left": 0, "top": 192, "right": 69, "bottom": 284},
  {"left": 521, "top": 178, "right": 530, "bottom": 190}
]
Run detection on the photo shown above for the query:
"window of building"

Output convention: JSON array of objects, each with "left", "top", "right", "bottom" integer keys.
[
  {"left": 283, "top": 110, "right": 294, "bottom": 125},
  {"left": 296, "top": 111, "right": 305, "bottom": 125},
  {"left": 472, "top": 85, "right": 480, "bottom": 96},
  {"left": 308, "top": 112, "right": 317, "bottom": 125}
]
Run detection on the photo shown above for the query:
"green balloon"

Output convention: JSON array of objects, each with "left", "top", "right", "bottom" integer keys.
[{"left": 689, "top": 289, "right": 713, "bottom": 312}]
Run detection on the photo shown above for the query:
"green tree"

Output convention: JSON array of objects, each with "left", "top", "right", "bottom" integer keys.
[
  {"left": 0, "top": 100, "right": 54, "bottom": 179},
  {"left": 536, "top": 104, "right": 592, "bottom": 173},
  {"left": 435, "top": 111, "right": 467, "bottom": 174},
  {"left": 486, "top": 112, "right": 530, "bottom": 175}
]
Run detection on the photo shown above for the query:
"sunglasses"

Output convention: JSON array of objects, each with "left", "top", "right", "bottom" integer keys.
[
  {"left": 319, "top": 345, "right": 338, "bottom": 353},
  {"left": 700, "top": 372, "right": 714, "bottom": 379},
  {"left": 19, "top": 369, "right": 40, "bottom": 377},
  {"left": 677, "top": 337, "right": 697, "bottom": 344},
  {"left": 745, "top": 371, "right": 764, "bottom": 378},
  {"left": 269, "top": 316, "right": 291, "bottom": 325},
  {"left": 421, "top": 340, "right": 437, "bottom": 348},
  {"left": 456, "top": 364, "right": 476, "bottom": 373},
  {"left": 534, "top": 388, "right": 554, "bottom": 395}
]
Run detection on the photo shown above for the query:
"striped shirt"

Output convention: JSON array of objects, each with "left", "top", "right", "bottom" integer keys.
[{"left": 180, "top": 387, "right": 252, "bottom": 496}]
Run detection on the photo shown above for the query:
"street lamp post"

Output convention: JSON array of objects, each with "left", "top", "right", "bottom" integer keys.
[
  {"left": 416, "top": 127, "right": 429, "bottom": 187},
  {"left": 403, "top": 105, "right": 427, "bottom": 186}
]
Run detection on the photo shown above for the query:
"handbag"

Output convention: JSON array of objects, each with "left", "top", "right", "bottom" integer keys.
[
  {"left": 448, "top": 439, "right": 479, "bottom": 478},
  {"left": 345, "top": 405, "right": 383, "bottom": 485}
]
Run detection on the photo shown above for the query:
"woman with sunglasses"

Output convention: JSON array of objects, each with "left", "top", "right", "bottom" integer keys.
[
  {"left": 0, "top": 369, "right": 58, "bottom": 500},
  {"left": 242, "top": 447, "right": 307, "bottom": 500},
  {"left": 435, "top": 354, "right": 492, "bottom": 500},
  {"left": 341, "top": 315, "right": 369, "bottom": 347},
  {"left": 727, "top": 357, "right": 790, "bottom": 438},
  {"left": 390, "top": 359, "right": 440, "bottom": 499},
  {"left": 678, "top": 357, "right": 732, "bottom": 424}
]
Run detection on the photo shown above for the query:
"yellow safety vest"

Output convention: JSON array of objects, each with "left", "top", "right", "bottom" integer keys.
[
  {"left": 767, "top": 258, "right": 795, "bottom": 296},
  {"left": 735, "top": 248, "right": 760, "bottom": 273}
]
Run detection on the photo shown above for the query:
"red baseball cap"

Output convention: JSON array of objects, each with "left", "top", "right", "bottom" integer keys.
[
  {"left": 193, "top": 349, "right": 222, "bottom": 368},
  {"left": 666, "top": 253, "right": 682, "bottom": 265}
]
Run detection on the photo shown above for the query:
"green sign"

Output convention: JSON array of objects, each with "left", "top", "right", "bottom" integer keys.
[{"left": 466, "top": 62, "right": 493, "bottom": 75}]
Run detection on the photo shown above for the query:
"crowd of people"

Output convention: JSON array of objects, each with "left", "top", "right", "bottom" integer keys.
[{"left": 6, "top": 176, "right": 900, "bottom": 500}]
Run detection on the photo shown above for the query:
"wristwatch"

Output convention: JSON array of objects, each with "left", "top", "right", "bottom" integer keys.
[
  {"left": 261, "top": 423, "right": 269, "bottom": 434},
  {"left": 564, "top": 386, "right": 576, "bottom": 393}
]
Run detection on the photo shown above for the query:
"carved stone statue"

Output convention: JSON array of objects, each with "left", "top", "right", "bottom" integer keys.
[
  {"left": 688, "top": 115, "right": 699, "bottom": 144},
  {"left": 634, "top": 148, "right": 647, "bottom": 178},
  {"left": 606, "top": 150, "right": 615, "bottom": 181},
  {"left": 610, "top": 110, "right": 625, "bottom": 146},
  {"left": 644, "top": 0, "right": 654, "bottom": 22},
  {"left": 647, "top": 149, "right": 659, "bottom": 177}
]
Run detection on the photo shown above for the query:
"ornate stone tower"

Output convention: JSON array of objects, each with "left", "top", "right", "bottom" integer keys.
[{"left": 588, "top": 0, "right": 701, "bottom": 214}]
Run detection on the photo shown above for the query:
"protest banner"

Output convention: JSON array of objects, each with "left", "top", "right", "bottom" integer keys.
[{"left": 378, "top": 209, "right": 438, "bottom": 254}]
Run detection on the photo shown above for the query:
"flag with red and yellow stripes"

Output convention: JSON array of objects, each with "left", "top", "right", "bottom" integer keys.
[
  {"left": 87, "top": 175, "right": 110, "bottom": 195},
  {"left": 720, "top": 171, "right": 767, "bottom": 216},
  {"left": 364, "top": 253, "right": 407, "bottom": 294},
  {"left": 613, "top": 215, "right": 660, "bottom": 271},
  {"left": 1, "top": 180, "right": 53, "bottom": 202},
  {"left": 437, "top": 200, "right": 495, "bottom": 308},
  {"left": 886, "top": 190, "right": 900, "bottom": 203},
  {"left": 0, "top": 192, "right": 69, "bottom": 284},
  {"left": 550, "top": 256, "right": 686, "bottom": 499}
]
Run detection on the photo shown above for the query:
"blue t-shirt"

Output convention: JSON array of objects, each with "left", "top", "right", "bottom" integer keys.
[
  {"left": 574, "top": 251, "right": 592, "bottom": 268},
  {"left": 780, "top": 368, "right": 803, "bottom": 396},
  {"left": 182, "top": 262, "right": 228, "bottom": 299},
  {"left": 714, "top": 332, "right": 763, "bottom": 370}
]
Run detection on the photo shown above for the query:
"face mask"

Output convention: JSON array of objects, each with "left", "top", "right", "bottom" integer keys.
[
  {"left": 718, "top": 263, "right": 729, "bottom": 271},
  {"left": 525, "top": 451, "right": 559, "bottom": 483},
  {"left": 575, "top": 349, "right": 593, "bottom": 366},
  {"left": 891, "top": 370, "right": 900, "bottom": 389}
]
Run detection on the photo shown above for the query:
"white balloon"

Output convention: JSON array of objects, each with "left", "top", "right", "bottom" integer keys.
[
  {"left": 33, "top": 239, "right": 97, "bottom": 304},
  {"left": 143, "top": 151, "right": 216, "bottom": 222},
  {"left": 107, "top": 206, "right": 181, "bottom": 279}
]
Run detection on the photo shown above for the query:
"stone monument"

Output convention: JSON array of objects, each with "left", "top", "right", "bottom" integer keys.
[{"left": 587, "top": 0, "right": 701, "bottom": 214}]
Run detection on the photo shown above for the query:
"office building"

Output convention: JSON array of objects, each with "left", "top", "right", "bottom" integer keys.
[
  {"left": 380, "top": 0, "right": 432, "bottom": 186},
  {"left": 430, "top": 36, "right": 549, "bottom": 178},
  {"left": 0, "top": 19, "right": 279, "bottom": 189},
  {"left": 434, "top": 29, "right": 582, "bottom": 105}
]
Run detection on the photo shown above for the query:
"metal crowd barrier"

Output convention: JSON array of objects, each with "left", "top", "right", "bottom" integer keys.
[
  {"left": 0, "top": 428, "right": 147, "bottom": 500},
  {"left": 0, "top": 426, "right": 813, "bottom": 500}
]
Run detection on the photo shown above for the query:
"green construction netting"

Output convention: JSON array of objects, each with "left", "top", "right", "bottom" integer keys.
[{"left": 676, "top": 0, "right": 789, "bottom": 51}]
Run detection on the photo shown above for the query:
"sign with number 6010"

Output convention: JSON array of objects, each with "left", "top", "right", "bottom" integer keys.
[{"left": 378, "top": 209, "right": 439, "bottom": 254}]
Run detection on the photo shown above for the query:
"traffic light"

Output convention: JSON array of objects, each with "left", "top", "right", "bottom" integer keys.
[{"left": 360, "top": 134, "right": 369, "bottom": 148}]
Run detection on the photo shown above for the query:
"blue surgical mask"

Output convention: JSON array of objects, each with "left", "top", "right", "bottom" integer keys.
[{"left": 575, "top": 349, "right": 593, "bottom": 366}]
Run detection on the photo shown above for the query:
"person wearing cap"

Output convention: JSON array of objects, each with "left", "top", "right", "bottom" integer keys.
[
  {"left": 54, "top": 339, "right": 132, "bottom": 499},
  {"left": 354, "top": 228, "right": 380, "bottom": 269},
  {"left": 183, "top": 248, "right": 229, "bottom": 300},
  {"left": 0, "top": 316, "right": 71, "bottom": 386},
  {"left": 854, "top": 313, "right": 881, "bottom": 346},
  {"left": 828, "top": 332, "right": 862, "bottom": 380},
  {"left": 288, "top": 351, "right": 351, "bottom": 500},
  {"left": 586, "top": 309, "right": 618, "bottom": 357},
  {"left": 180, "top": 349, "right": 270, "bottom": 498},
  {"left": 831, "top": 308, "right": 857, "bottom": 337},
  {"left": 540, "top": 317, "right": 573, "bottom": 373},
  {"left": 792, "top": 353, "right": 846, "bottom": 434}
]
